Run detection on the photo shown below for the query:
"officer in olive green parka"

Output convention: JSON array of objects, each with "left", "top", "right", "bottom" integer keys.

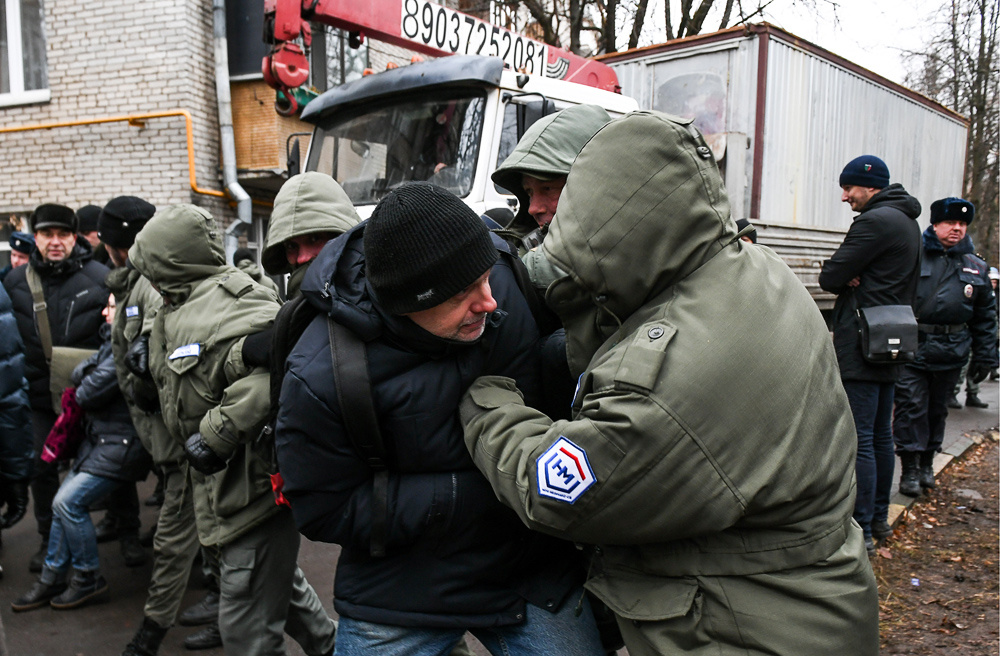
[
  {"left": 492, "top": 104, "right": 611, "bottom": 291},
  {"left": 100, "top": 196, "right": 202, "bottom": 655},
  {"left": 261, "top": 171, "right": 361, "bottom": 298},
  {"left": 129, "top": 205, "right": 335, "bottom": 656},
  {"left": 461, "top": 112, "right": 879, "bottom": 655}
]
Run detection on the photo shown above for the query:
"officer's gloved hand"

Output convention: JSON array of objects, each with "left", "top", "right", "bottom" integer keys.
[
  {"left": 184, "top": 433, "right": 227, "bottom": 475},
  {"left": 125, "top": 335, "right": 151, "bottom": 378},
  {"left": 241, "top": 325, "right": 274, "bottom": 369},
  {"left": 969, "top": 362, "right": 992, "bottom": 384},
  {"left": 0, "top": 478, "right": 30, "bottom": 528}
]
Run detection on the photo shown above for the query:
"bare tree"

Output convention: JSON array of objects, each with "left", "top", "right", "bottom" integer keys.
[{"left": 906, "top": 0, "right": 999, "bottom": 259}]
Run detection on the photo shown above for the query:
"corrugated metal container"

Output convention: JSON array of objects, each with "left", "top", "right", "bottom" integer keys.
[{"left": 600, "top": 24, "right": 968, "bottom": 309}]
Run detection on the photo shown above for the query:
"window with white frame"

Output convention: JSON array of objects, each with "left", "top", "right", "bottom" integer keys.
[{"left": 0, "top": 0, "right": 49, "bottom": 106}]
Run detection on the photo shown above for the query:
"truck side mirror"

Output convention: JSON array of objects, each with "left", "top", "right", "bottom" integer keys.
[{"left": 516, "top": 99, "right": 556, "bottom": 140}]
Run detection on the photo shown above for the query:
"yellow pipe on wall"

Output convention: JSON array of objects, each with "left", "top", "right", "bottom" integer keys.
[{"left": 0, "top": 110, "right": 227, "bottom": 199}]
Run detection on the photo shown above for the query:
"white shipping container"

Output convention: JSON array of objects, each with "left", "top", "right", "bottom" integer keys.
[{"left": 601, "top": 24, "right": 968, "bottom": 308}]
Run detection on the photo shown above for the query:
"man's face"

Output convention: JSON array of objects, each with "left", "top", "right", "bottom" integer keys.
[
  {"left": 9, "top": 250, "right": 29, "bottom": 268},
  {"left": 80, "top": 231, "right": 101, "bottom": 248},
  {"left": 106, "top": 245, "right": 130, "bottom": 268},
  {"left": 522, "top": 175, "right": 567, "bottom": 228},
  {"left": 933, "top": 220, "right": 968, "bottom": 249},
  {"left": 102, "top": 295, "right": 116, "bottom": 324},
  {"left": 404, "top": 270, "right": 497, "bottom": 342},
  {"left": 34, "top": 227, "right": 76, "bottom": 263},
  {"left": 284, "top": 232, "right": 336, "bottom": 267},
  {"left": 841, "top": 185, "right": 879, "bottom": 212}
]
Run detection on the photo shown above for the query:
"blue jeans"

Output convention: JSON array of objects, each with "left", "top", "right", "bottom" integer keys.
[
  {"left": 333, "top": 589, "right": 605, "bottom": 656},
  {"left": 842, "top": 381, "right": 895, "bottom": 538},
  {"left": 41, "top": 469, "right": 118, "bottom": 581}
]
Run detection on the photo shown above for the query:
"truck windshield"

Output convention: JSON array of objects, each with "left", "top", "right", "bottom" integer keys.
[{"left": 308, "top": 93, "right": 486, "bottom": 205}]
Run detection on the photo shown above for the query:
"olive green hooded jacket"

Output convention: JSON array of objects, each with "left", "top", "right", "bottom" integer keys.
[
  {"left": 130, "top": 205, "right": 281, "bottom": 547},
  {"left": 106, "top": 266, "right": 183, "bottom": 467},
  {"left": 462, "top": 112, "right": 877, "bottom": 654},
  {"left": 235, "top": 259, "right": 280, "bottom": 296},
  {"left": 261, "top": 172, "right": 361, "bottom": 298}
]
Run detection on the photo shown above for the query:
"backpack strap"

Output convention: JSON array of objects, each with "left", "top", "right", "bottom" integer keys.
[
  {"left": 328, "top": 318, "right": 389, "bottom": 558},
  {"left": 25, "top": 265, "right": 53, "bottom": 365}
]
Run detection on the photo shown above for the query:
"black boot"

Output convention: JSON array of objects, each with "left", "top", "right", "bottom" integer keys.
[
  {"left": 50, "top": 569, "right": 109, "bottom": 610},
  {"left": 183, "top": 621, "right": 223, "bottom": 650},
  {"left": 28, "top": 535, "right": 48, "bottom": 573},
  {"left": 946, "top": 395, "right": 962, "bottom": 409},
  {"left": 11, "top": 572, "right": 67, "bottom": 612},
  {"left": 918, "top": 451, "right": 936, "bottom": 489},
  {"left": 898, "top": 452, "right": 921, "bottom": 497},
  {"left": 871, "top": 519, "right": 893, "bottom": 541},
  {"left": 178, "top": 590, "right": 220, "bottom": 626},
  {"left": 94, "top": 514, "right": 119, "bottom": 543},
  {"left": 965, "top": 393, "right": 989, "bottom": 408},
  {"left": 122, "top": 616, "right": 169, "bottom": 656},
  {"left": 120, "top": 535, "right": 149, "bottom": 568}
]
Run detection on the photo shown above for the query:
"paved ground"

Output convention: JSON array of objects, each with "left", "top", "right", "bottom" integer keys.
[{"left": 0, "top": 378, "right": 996, "bottom": 655}]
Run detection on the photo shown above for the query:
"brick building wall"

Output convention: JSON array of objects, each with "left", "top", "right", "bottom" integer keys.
[{"left": 0, "top": 0, "right": 230, "bottom": 224}]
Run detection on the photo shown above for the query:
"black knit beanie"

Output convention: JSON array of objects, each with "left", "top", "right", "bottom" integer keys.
[
  {"left": 77, "top": 205, "right": 102, "bottom": 233},
  {"left": 929, "top": 197, "right": 975, "bottom": 226},
  {"left": 232, "top": 247, "right": 254, "bottom": 266},
  {"left": 98, "top": 196, "right": 156, "bottom": 248},
  {"left": 839, "top": 155, "right": 890, "bottom": 189},
  {"left": 365, "top": 182, "right": 498, "bottom": 315}
]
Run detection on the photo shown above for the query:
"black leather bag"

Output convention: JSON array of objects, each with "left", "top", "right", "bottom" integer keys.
[{"left": 857, "top": 305, "right": 918, "bottom": 363}]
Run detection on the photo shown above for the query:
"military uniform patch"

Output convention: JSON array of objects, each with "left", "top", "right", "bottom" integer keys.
[
  {"left": 537, "top": 437, "right": 596, "bottom": 504},
  {"left": 169, "top": 343, "right": 201, "bottom": 360},
  {"left": 965, "top": 284, "right": 974, "bottom": 298},
  {"left": 125, "top": 306, "right": 140, "bottom": 318}
]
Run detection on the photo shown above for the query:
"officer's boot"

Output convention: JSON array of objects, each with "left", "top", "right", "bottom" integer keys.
[
  {"left": 122, "top": 616, "right": 169, "bottom": 656},
  {"left": 898, "top": 452, "right": 922, "bottom": 497},
  {"left": 918, "top": 451, "right": 936, "bottom": 489}
]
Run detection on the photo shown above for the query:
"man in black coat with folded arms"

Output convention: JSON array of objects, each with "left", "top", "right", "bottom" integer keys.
[{"left": 819, "top": 156, "right": 921, "bottom": 555}]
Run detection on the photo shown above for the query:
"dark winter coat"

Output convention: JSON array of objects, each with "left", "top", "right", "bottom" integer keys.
[
  {"left": 2, "top": 241, "right": 109, "bottom": 410},
  {"left": 276, "top": 223, "right": 582, "bottom": 629},
  {"left": 0, "top": 283, "right": 32, "bottom": 481},
  {"left": 819, "top": 184, "right": 922, "bottom": 382},
  {"left": 910, "top": 228, "right": 998, "bottom": 371},
  {"left": 71, "top": 325, "right": 152, "bottom": 482}
]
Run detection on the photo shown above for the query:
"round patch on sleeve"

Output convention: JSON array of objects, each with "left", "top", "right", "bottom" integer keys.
[{"left": 536, "top": 437, "right": 596, "bottom": 504}]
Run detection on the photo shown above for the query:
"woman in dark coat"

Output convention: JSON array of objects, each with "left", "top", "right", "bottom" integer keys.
[{"left": 12, "top": 294, "right": 151, "bottom": 613}]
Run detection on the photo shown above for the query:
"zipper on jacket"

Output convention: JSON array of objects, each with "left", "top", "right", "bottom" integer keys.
[{"left": 65, "top": 299, "right": 75, "bottom": 338}]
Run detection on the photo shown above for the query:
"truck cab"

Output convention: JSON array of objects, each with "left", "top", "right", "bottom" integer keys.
[{"left": 301, "top": 55, "right": 637, "bottom": 219}]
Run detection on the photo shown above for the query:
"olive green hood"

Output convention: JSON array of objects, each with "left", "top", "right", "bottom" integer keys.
[
  {"left": 492, "top": 104, "right": 612, "bottom": 236},
  {"left": 261, "top": 172, "right": 361, "bottom": 275},
  {"left": 543, "top": 111, "right": 736, "bottom": 374},
  {"left": 129, "top": 204, "right": 226, "bottom": 305}
]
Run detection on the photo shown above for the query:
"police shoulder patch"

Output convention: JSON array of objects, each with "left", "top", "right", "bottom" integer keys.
[{"left": 536, "top": 436, "right": 596, "bottom": 504}]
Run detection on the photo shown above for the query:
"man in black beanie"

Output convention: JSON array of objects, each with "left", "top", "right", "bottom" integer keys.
[
  {"left": 78, "top": 204, "right": 110, "bottom": 266},
  {"left": 892, "top": 197, "right": 997, "bottom": 496},
  {"left": 275, "top": 182, "right": 604, "bottom": 655},
  {"left": 2, "top": 203, "right": 109, "bottom": 572},
  {"left": 819, "top": 155, "right": 921, "bottom": 556}
]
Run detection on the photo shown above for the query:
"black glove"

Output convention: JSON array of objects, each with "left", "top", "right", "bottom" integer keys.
[
  {"left": 184, "top": 433, "right": 227, "bottom": 475},
  {"left": 969, "top": 362, "right": 992, "bottom": 384},
  {"left": 0, "top": 478, "right": 30, "bottom": 529},
  {"left": 125, "top": 335, "right": 151, "bottom": 378},
  {"left": 241, "top": 325, "right": 274, "bottom": 369}
]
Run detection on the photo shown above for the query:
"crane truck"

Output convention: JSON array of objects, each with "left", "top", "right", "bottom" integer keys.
[{"left": 262, "top": 0, "right": 637, "bottom": 219}]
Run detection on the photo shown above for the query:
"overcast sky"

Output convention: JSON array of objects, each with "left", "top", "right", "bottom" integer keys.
[
  {"left": 634, "top": 0, "right": 941, "bottom": 86},
  {"left": 767, "top": 0, "right": 940, "bottom": 85}
]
